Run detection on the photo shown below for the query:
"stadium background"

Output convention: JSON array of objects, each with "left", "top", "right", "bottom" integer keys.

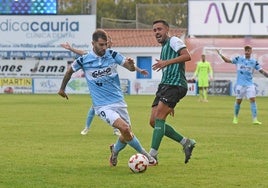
[{"left": 0, "top": 0, "right": 268, "bottom": 95}]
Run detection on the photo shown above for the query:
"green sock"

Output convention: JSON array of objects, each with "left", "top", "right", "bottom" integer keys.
[
  {"left": 164, "top": 123, "right": 183, "bottom": 143},
  {"left": 199, "top": 89, "right": 203, "bottom": 100},
  {"left": 203, "top": 89, "right": 207, "bottom": 100},
  {"left": 151, "top": 119, "right": 165, "bottom": 150}
]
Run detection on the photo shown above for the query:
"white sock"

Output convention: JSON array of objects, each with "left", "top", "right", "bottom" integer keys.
[
  {"left": 149, "top": 148, "right": 158, "bottom": 157},
  {"left": 180, "top": 137, "right": 187, "bottom": 145}
]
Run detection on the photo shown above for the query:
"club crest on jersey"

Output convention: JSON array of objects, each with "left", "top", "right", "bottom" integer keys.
[{"left": 92, "top": 67, "right": 112, "bottom": 78}]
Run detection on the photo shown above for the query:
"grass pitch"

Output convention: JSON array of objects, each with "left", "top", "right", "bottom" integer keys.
[{"left": 0, "top": 94, "right": 268, "bottom": 188}]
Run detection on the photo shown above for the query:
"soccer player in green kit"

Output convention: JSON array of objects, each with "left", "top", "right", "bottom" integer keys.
[
  {"left": 148, "top": 20, "right": 196, "bottom": 164},
  {"left": 192, "top": 54, "right": 213, "bottom": 102}
]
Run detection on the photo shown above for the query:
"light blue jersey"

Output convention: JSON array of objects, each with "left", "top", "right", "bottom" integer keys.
[
  {"left": 232, "top": 56, "right": 262, "bottom": 86},
  {"left": 71, "top": 49, "right": 126, "bottom": 107}
]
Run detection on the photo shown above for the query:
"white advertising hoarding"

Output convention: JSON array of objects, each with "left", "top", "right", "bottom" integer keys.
[
  {"left": 188, "top": 0, "right": 268, "bottom": 35},
  {"left": 130, "top": 79, "right": 197, "bottom": 96},
  {"left": 33, "top": 78, "right": 89, "bottom": 94},
  {"left": 2, "top": 77, "right": 267, "bottom": 96},
  {"left": 0, "top": 15, "right": 96, "bottom": 52},
  {"left": 0, "top": 60, "right": 67, "bottom": 77}
]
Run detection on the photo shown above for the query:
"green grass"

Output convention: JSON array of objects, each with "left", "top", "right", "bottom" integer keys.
[{"left": 1, "top": 94, "right": 268, "bottom": 188}]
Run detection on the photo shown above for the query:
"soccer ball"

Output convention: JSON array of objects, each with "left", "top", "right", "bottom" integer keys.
[{"left": 128, "top": 153, "right": 149, "bottom": 173}]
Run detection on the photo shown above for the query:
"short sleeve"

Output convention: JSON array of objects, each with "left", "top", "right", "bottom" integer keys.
[{"left": 169, "top": 36, "right": 186, "bottom": 52}]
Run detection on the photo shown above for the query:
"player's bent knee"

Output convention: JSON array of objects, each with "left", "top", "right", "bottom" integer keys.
[
  {"left": 119, "top": 125, "right": 131, "bottom": 134},
  {"left": 120, "top": 126, "right": 133, "bottom": 141}
]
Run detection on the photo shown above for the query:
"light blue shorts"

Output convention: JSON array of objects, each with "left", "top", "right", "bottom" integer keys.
[
  {"left": 235, "top": 85, "right": 256, "bottom": 99},
  {"left": 94, "top": 101, "right": 131, "bottom": 126}
]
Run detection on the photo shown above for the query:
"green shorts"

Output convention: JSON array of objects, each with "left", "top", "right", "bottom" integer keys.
[{"left": 197, "top": 78, "right": 209, "bottom": 87}]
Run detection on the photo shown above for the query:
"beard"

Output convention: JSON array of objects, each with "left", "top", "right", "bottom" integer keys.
[{"left": 94, "top": 48, "right": 106, "bottom": 56}]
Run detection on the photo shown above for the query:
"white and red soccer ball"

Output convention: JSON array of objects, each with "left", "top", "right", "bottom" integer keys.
[{"left": 128, "top": 153, "right": 149, "bottom": 173}]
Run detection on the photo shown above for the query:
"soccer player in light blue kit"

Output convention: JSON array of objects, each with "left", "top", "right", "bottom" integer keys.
[
  {"left": 217, "top": 46, "right": 268, "bottom": 125},
  {"left": 61, "top": 37, "right": 121, "bottom": 136},
  {"left": 61, "top": 38, "right": 149, "bottom": 136},
  {"left": 58, "top": 29, "right": 156, "bottom": 166}
]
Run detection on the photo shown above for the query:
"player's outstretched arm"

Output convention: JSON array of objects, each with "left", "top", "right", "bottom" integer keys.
[
  {"left": 216, "top": 49, "right": 232, "bottom": 63},
  {"left": 259, "top": 69, "right": 268, "bottom": 78},
  {"left": 123, "top": 57, "right": 136, "bottom": 71},
  {"left": 135, "top": 67, "right": 149, "bottom": 76},
  {"left": 61, "top": 42, "right": 86, "bottom": 56},
  {"left": 153, "top": 48, "right": 191, "bottom": 72}
]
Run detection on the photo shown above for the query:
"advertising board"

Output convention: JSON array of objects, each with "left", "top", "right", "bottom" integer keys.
[
  {"left": 188, "top": 0, "right": 268, "bottom": 36},
  {"left": 0, "top": 15, "right": 96, "bottom": 57}
]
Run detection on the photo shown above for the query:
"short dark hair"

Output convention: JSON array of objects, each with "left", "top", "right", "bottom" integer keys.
[
  {"left": 153, "top": 19, "right": 169, "bottom": 27},
  {"left": 244, "top": 45, "right": 252, "bottom": 50},
  {"left": 92, "top": 29, "right": 108, "bottom": 42}
]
